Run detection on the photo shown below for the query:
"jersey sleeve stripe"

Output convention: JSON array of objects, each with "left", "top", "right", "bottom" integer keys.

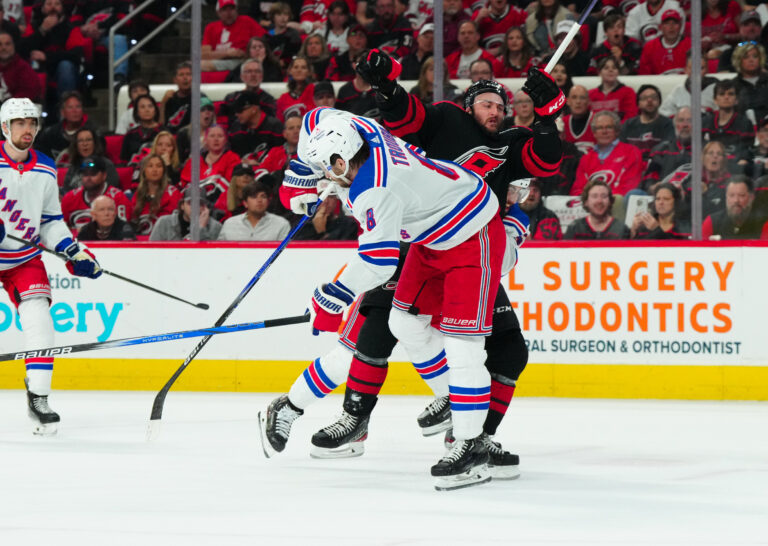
[
  {"left": 358, "top": 241, "right": 400, "bottom": 251},
  {"left": 359, "top": 254, "right": 400, "bottom": 267},
  {"left": 411, "top": 181, "right": 492, "bottom": 246},
  {"left": 522, "top": 140, "right": 561, "bottom": 176},
  {"left": 386, "top": 95, "right": 426, "bottom": 137}
]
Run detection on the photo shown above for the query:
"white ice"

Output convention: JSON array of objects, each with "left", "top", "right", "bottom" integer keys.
[{"left": 0, "top": 391, "right": 766, "bottom": 546}]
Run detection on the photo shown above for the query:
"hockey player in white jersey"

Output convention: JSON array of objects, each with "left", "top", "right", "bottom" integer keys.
[
  {"left": 0, "top": 98, "right": 102, "bottom": 435},
  {"left": 299, "top": 110, "right": 505, "bottom": 490}
]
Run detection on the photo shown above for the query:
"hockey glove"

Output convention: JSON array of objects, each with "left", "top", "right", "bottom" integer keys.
[
  {"left": 280, "top": 160, "right": 322, "bottom": 216},
  {"left": 356, "top": 49, "right": 401, "bottom": 98},
  {"left": 522, "top": 67, "right": 565, "bottom": 121},
  {"left": 310, "top": 281, "right": 355, "bottom": 336},
  {"left": 0, "top": 218, "right": 4, "bottom": 244},
  {"left": 56, "top": 239, "right": 102, "bottom": 279}
]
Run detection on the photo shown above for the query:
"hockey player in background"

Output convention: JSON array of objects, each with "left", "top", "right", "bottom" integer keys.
[
  {"left": 0, "top": 98, "right": 102, "bottom": 435},
  {"left": 280, "top": 111, "right": 506, "bottom": 490}
]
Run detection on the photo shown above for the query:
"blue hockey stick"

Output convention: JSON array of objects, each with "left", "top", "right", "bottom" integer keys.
[{"left": 0, "top": 313, "right": 309, "bottom": 363}]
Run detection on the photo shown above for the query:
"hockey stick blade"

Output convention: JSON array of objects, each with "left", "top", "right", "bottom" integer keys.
[
  {"left": 5, "top": 234, "right": 211, "bottom": 310},
  {"left": 0, "top": 313, "right": 310, "bottom": 363}
]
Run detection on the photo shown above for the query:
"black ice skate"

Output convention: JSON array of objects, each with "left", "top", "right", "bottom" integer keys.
[
  {"left": 310, "top": 411, "right": 368, "bottom": 459},
  {"left": 431, "top": 435, "right": 491, "bottom": 491},
  {"left": 25, "top": 379, "right": 59, "bottom": 436},
  {"left": 258, "top": 395, "right": 303, "bottom": 458},
  {"left": 481, "top": 433, "right": 520, "bottom": 480},
  {"left": 417, "top": 395, "right": 452, "bottom": 436}
]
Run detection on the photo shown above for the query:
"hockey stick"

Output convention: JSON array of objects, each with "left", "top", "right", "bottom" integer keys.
[
  {"left": 0, "top": 313, "right": 310, "bottom": 363},
  {"left": 5, "top": 234, "right": 210, "bottom": 310},
  {"left": 544, "top": 0, "right": 600, "bottom": 73},
  {"left": 146, "top": 185, "right": 335, "bottom": 441}
]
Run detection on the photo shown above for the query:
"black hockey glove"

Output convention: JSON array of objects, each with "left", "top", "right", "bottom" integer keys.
[
  {"left": 522, "top": 67, "right": 565, "bottom": 121},
  {"left": 356, "top": 49, "right": 401, "bottom": 98}
]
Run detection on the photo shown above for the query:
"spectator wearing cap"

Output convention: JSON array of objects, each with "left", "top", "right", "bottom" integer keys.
[
  {"left": 746, "top": 115, "right": 768, "bottom": 179},
  {"left": 36, "top": 91, "right": 95, "bottom": 165},
  {"left": 222, "top": 58, "right": 278, "bottom": 125},
  {"left": 496, "top": 27, "right": 540, "bottom": 79},
  {"left": 474, "top": 0, "right": 527, "bottom": 57},
  {"left": 717, "top": 11, "right": 764, "bottom": 72},
  {"left": 398, "top": 23, "right": 433, "bottom": 81},
  {"left": 524, "top": 0, "right": 572, "bottom": 56},
  {"left": 77, "top": 195, "right": 137, "bottom": 242},
  {"left": 132, "top": 153, "right": 182, "bottom": 236},
  {"left": 266, "top": 3, "right": 303, "bottom": 66},
  {"left": 121, "top": 94, "right": 165, "bottom": 165},
  {"left": 625, "top": 0, "right": 684, "bottom": 44},
  {"left": 588, "top": 12, "right": 642, "bottom": 75},
  {"left": 115, "top": 79, "right": 150, "bottom": 135},
  {"left": 61, "top": 156, "right": 134, "bottom": 234},
  {"left": 176, "top": 96, "right": 218, "bottom": 164},
  {"left": 180, "top": 126, "right": 241, "bottom": 203},
  {"left": 257, "top": 114, "right": 301, "bottom": 176},
  {"left": 214, "top": 164, "right": 256, "bottom": 220},
  {"left": 588, "top": 57, "right": 637, "bottom": 120},
  {"left": 61, "top": 127, "right": 121, "bottom": 195},
  {"left": 423, "top": 0, "right": 470, "bottom": 57},
  {"left": 313, "top": 81, "right": 337, "bottom": 107},
  {"left": 336, "top": 51, "right": 380, "bottom": 117},
  {"left": 619, "top": 84, "right": 675, "bottom": 163},
  {"left": 0, "top": 30, "right": 42, "bottom": 103},
  {"left": 150, "top": 187, "right": 222, "bottom": 241},
  {"left": 201, "top": 0, "right": 265, "bottom": 72},
  {"left": 326, "top": 24, "right": 369, "bottom": 81},
  {"left": 365, "top": 0, "right": 414, "bottom": 59},
  {"left": 445, "top": 20, "right": 501, "bottom": 79},
  {"left": 637, "top": 9, "right": 690, "bottom": 74},
  {"left": 733, "top": 41, "right": 768, "bottom": 123},
  {"left": 218, "top": 181, "right": 291, "bottom": 241},
  {"left": 544, "top": 20, "right": 589, "bottom": 77},
  {"left": 227, "top": 90, "right": 285, "bottom": 161},
  {"left": 276, "top": 56, "right": 317, "bottom": 122},
  {"left": 519, "top": 179, "right": 562, "bottom": 240},
  {"left": 703, "top": 79, "right": 755, "bottom": 165}
]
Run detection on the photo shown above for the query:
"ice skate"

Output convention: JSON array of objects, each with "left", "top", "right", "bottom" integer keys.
[
  {"left": 481, "top": 433, "right": 520, "bottom": 479},
  {"left": 310, "top": 411, "right": 368, "bottom": 459},
  {"left": 258, "top": 395, "right": 303, "bottom": 458},
  {"left": 25, "top": 379, "right": 59, "bottom": 436},
  {"left": 431, "top": 435, "right": 491, "bottom": 491},
  {"left": 417, "top": 395, "right": 452, "bottom": 436}
]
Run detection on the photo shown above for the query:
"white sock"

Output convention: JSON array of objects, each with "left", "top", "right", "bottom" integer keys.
[
  {"left": 19, "top": 298, "right": 54, "bottom": 396},
  {"left": 288, "top": 343, "right": 353, "bottom": 410},
  {"left": 389, "top": 309, "right": 449, "bottom": 397},
  {"left": 444, "top": 335, "right": 490, "bottom": 441}
]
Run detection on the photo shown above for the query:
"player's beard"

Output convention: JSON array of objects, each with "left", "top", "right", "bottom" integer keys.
[{"left": 12, "top": 134, "right": 34, "bottom": 151}]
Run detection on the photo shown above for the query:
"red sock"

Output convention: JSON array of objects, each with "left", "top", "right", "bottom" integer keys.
[
  {"left": 345, "top": 357, "right": 388, "bottom": 395},
  {"left": 484, "top": 379, "right": 516, "bottom": 435}
]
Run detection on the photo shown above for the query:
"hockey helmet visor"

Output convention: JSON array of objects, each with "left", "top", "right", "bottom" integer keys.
[
  {"left": 508, "top": 178, "right": 532, "bottom": 204},
  {"left": 463, "top": 79, "right": 508, "bottom": 111}
]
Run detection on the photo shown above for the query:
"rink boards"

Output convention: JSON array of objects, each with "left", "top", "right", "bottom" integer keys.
[{"left": 0, "top": 241, "right": 766, "bottom": 400}]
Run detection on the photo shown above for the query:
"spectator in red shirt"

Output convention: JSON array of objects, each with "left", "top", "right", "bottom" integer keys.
[
  {"left": 0, "top": 31, "right": 42, "bottom": 103},
  {"left": 561, "top": 85, "right": 596, "bottom": 155},
  {"left": 257, "top": 113, "right": 300, "bottom": 175},
  {"left": 132, "top": 153, "right": 182, "bottom": 236},
  {"left": 214, "top": 164, "right": 256, "bottom": 221},
  {"left": 180, "top": 126, "right": 241, "bottom": 203},
  {"left": 701, "top": 0, "right": 741, "bottom": 56},
  {"left": 637, "top": 9, "right": 690, "bottom": 75},
  {"left": 201, "top": 0, "right": 265, "bottom": 72},
  {"left": 571, "top": 110, "right": 644, "bottom": 197},
  {"left": 474, "top": 0, "right": 527, "bottom": 56},
  {"left": 588, "top": 57, "right": 638, "bottom": 120},
  {"left": 423, "top": 0, "right": 470, "bottom": 56},
  {"left": 276, "top": 56, "right": 316, "bottom": 121},
  {"left": 496, "top": 27, "right": 539, "bottom": 78},
  {"left": 445, "top": 20, "right": 500, "bottom": 79},
  {"left": 62, "top": 156, "right": 133, "bottom": 234},
  {"left": 588, "top": 12, "right": 642, "bottom": 75}
]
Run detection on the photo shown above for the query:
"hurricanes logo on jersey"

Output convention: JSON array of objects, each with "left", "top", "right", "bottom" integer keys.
[{"left": 453, "top": 146, "right": 508, "bottom": 178}]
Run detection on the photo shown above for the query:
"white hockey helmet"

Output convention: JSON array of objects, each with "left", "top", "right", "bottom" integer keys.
[
  {"left": 0, "top": 98, "right": 41, "bottom": 146},
  {"left": 508, "top": 177, "right": 532, "bottom": 204},
  {"left": 305, "top": 115, "right": 364, "bottom": 182}
]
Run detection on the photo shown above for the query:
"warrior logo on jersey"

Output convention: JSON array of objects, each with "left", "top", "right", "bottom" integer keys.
[{"left": 453, "top": 146, "right": 508, "bottom": 178}]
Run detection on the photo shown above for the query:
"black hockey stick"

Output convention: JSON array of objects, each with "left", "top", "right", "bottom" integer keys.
[
  {"left": 5, "top": 234, "right": 210, "bottom": 310},
  {"left": 146, "top": 185, "right": 334, "bottom": 441},
  {"left": 0, "top": 313, "right": 310, "bottom": 363}
]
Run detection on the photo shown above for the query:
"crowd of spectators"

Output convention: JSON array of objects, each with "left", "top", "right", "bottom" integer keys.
[{"left": 3, "top": 0, "right": 768, "bottom": 242}]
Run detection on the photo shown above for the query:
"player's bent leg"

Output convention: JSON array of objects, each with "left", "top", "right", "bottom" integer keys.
[
  {"left": 431, "top": 335, "right": 492, "bottom": 491},
  {"left": 388, "top": 308, "right": 452, "bottom": 436},
  {"left": 19, "top": 297, "right": 59, "bottom": 436},
  {"left": 258, "top": 344, "right": 354, "bottom": 458}
]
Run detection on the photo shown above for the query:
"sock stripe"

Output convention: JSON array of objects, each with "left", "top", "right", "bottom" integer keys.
[
  {"left": 413, "top": 350, "right": 448, "bottom": 379},
  {"left": 26, "top": 364, "right": 54, "bottom": 371},
  {"left": 302, "top": 358, "right": 338, "bottom": 398}
]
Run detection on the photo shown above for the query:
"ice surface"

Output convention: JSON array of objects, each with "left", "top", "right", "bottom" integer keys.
[{"left": 0, "top": 392, "right": 766, "bottom": 546}]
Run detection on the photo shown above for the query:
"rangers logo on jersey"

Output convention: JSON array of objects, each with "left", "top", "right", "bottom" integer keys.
[{"left": 453, "top": 146, "right": 509, "bottom": 178}]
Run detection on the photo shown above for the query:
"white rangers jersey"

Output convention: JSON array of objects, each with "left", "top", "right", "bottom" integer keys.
[
  {"left": 299, "top": 107, "right": 500, "bottom": 296},
  {"left": 625, "top": 0, "right": 684, "bottom": 43},
  {"left": 0, "top": 147, "right": 73, "bottom": 271}
]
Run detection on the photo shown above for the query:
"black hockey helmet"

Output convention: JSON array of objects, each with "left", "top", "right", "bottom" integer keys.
[{"left": 463, "top": 79, "right": 508, "bottom": 110}]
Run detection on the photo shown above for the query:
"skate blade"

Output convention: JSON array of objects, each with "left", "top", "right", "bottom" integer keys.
[
  {"left": 31, "top": 421, "right": 58, "bottom": 436},
  {"left": 310, "top": 441, "right": 365, "bottom": 459},
  {"left": 421, "top": 419, "right": 453, "bottom": 437},
  {"left": 490, "top": 465, "right": 520, "bottom": 480},
  {"left": 257, "top": 411, "right": 278, "bottom": 459},
  {"left": 433, "top": 464, "right": 491, "bottom": 491}
]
